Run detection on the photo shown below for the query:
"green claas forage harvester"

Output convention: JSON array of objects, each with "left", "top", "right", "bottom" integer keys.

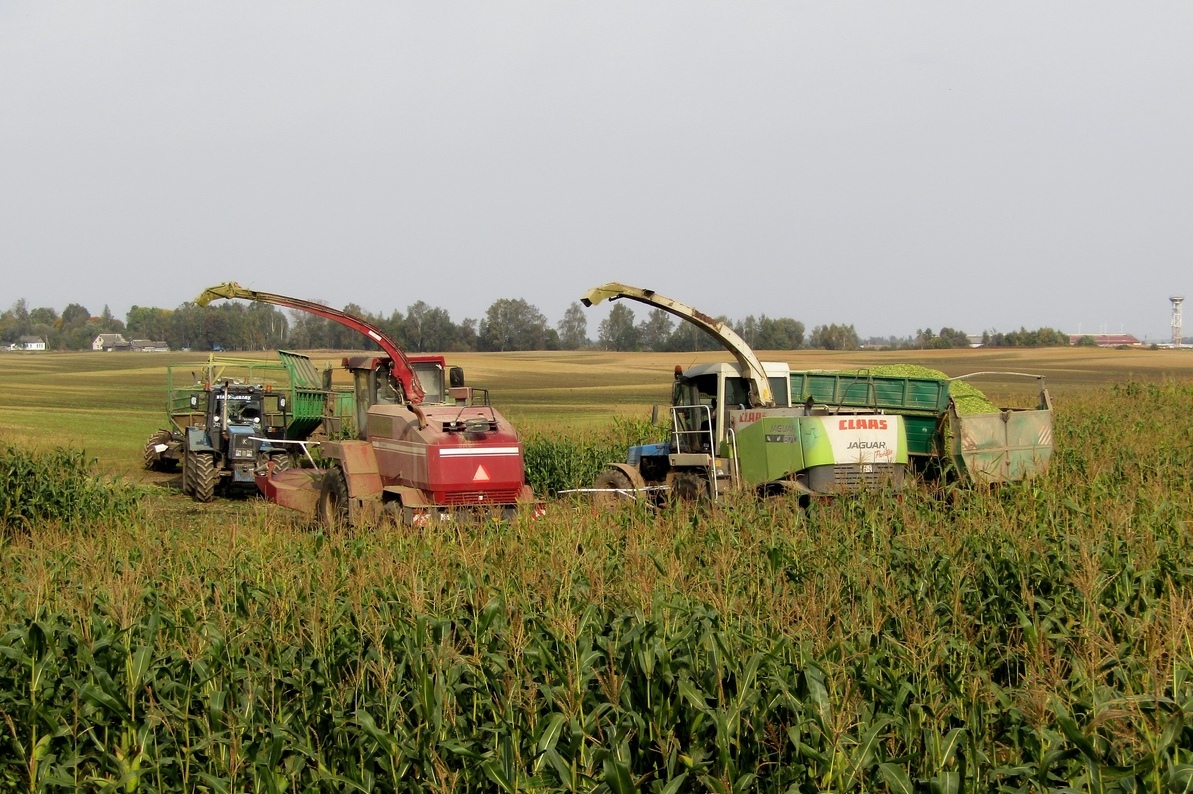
[
  {"left": 581, "top": 283, "right": 911, "bottom": 504},
  {"left": 143, "top": 353, "right": 335, "bottom": 502}
]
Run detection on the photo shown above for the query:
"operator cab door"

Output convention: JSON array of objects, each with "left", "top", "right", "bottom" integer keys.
[
  {"left": 673, "top": 372, "right": 792, "bottom": 454},
  {"left": 353, "top": 366, "right": 402, "bottom": 440},
  {"left": 673, "top": 374, "right": 720, "bottom": 453}
]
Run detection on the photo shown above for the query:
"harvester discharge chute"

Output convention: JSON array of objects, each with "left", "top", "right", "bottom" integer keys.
[{"left": 196, "top": 282, "right": 542, "bottom": 527}]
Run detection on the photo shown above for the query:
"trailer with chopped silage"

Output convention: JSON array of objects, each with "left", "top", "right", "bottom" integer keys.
[{"left": 788, "top": 367, "right": 1053, "bottom": 485}]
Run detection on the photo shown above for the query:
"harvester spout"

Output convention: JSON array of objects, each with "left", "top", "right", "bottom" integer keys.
[
  {"left": 196, "top": 282, "right": 425, "bottom": 404},
  {"left": 581, "top": 282, "right": 774, "bottom": 408}
]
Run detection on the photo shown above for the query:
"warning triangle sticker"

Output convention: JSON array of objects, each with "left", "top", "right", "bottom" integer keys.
[{"left": 473, "top": 465, "right": 490, "bottom": 482}]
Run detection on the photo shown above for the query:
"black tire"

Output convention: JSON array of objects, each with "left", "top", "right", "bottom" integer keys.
[
  {"left": 316, "top": 466, "right": 350, "bottom": 530},
  {"left": 144, "top": 429, "right": 178, "bottom": 472},
  {"left": 258, "top": 451, "right": 293, "bottom": 477},
  {"left": 592, "top": 468, "right": 634, "bottom": 508},
  {"left": 269, "top": 452, "right": 293, "bottom": 474},
  {"left": 181, "top": 451, "right": 194, "bottom": 496},
  {"left": 672, "top": 471, "right": 710, "bottom": 503},
  {"left": 188, "top": 450, "right": 217, "bottom": 503}
]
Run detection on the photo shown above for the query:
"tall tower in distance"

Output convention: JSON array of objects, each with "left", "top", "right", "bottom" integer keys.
[{"left": 1172, "top": 296, "right": 1185, "bottom": 347}]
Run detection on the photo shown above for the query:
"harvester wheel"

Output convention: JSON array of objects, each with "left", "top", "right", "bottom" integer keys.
[
  {"left": 144, "top": 430, "right": 177, "bottom": 472},
  {"left": 316, "top": 466, "right": 350, "bottom": 530},
  {"left": 672, "top": 472, "right": 710, "bottom": 503},
  {"left": 188, "top": 451, "right": 217, "bottom": 503},
  {"left": 592, "top": 469, "right": 634, "bottom": 508}
]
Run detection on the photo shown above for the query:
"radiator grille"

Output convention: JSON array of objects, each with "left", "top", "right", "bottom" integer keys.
[
  {"left": 440, "top": 489, "right": 521, "bottom": 506},
  {"left": 832, "top": 463, "right": 901, "bottom": 487}
]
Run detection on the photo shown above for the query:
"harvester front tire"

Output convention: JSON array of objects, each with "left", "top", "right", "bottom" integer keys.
[
  {"left": 592, "top": 469, "right": 634, "bottom": 508},
  {"left": 672, "top": 472, "right": 710, "bottom": 504},
  {"left": 144, "top": 430, "right": 178, "bottom": 472},
  {"left": 268, "top": 451, "right": 292, "bottom": 474},
  {"left": 316, "top": 466, "right": 350, "bottom": 530},
  {"left": 189, "top": 451, "right": 217, "bottom": 503}
]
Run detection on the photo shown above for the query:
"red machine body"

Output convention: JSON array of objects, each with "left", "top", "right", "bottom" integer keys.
[
  {"left": 195, "top": 284, "right": 542, "bottom": 525},
  {"left": 343, "top": 354, "right": 532, "bottom": 509}
]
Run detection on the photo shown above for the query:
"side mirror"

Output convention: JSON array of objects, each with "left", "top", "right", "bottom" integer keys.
[
  {"left": 278, "top": 396, "right": 287, "bottom": 411},
  {"left": 449, "top": 366, "right": 465, "bottom": 388},
  {"left": 190, "top": 394, "right": 199, "bottom": 408}
]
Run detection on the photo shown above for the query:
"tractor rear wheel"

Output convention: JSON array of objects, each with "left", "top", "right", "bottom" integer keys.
[
  {"left": 144, "top": 430, "right": 177, "bottom": 472},
  {"left": 316, "top": 466, "right": 350, "bottom": 530},
  {"left": 592, "top": 468, "right": 634, "bottom": 508},
  {"left": 188, "top": 450, "right": 217, "bottom": 503}
]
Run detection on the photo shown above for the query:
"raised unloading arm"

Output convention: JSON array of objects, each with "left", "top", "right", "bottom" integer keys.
[
  {"left": 195, "top": 282, "right": 425, "bottom": 405},
  {"left": 581, "top": 282, "right": 774, "bottom": 407}
]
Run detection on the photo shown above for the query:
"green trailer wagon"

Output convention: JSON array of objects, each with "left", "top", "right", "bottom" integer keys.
[
  {"left": 789, "top": 369, "right": 1053, "bottom": 484},
  {"left": 144, "top": 351, "right": 356, "bottom": 484}
]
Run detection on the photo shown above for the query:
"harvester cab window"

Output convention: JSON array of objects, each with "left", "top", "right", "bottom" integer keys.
[
  {"left": 724, "top": 377, "right": 751, "bottom": 410},
  {"left": 768, "top": 376, "right": 790, "bottom": 407},
  {"left": 673, "top": 374, "right": 719, "bottom": 453},
  {"left": 412, "top": 362, "right": 444, "bottom": 404},
  {"left": 375, "top": 365, "right": 402, "bottom": 405}
]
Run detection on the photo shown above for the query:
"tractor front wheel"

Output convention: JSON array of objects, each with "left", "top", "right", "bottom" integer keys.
[
  {"left": 316, "top": 466, "right": 350, "bottom": 530},
  {"left": 592, "top": 468, "right": 634, "bottom": 509},
  {"left": 144, "top": 430, "right": 177, "bottom": 472},
  {"left": 259, "top": 451, "right": 293, "bottom": 477},
  {"left": 188, "top": 450, "right": 217, "bottom": 503}
]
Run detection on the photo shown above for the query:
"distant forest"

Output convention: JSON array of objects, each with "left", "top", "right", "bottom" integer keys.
[{"left": 0, "top": 296, "right": 1075, "bottom": 352}]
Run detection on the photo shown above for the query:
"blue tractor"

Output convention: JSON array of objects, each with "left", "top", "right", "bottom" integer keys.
[{"left": 145, "top": 376, "right": 292, "bottom": 502}]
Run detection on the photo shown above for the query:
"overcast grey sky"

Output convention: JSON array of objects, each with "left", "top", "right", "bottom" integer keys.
[{"left": 1, "top": 3, "right": 1190, "bottom": 339}]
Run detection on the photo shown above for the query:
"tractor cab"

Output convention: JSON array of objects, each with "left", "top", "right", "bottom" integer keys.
[
  {"left": 200, "top": 383, "right": 268, "bottom": 433},
  {"left": 201, "top": 384, "right": 273, "bottom": 464},
  {"left": 671, "top": 362, "right": 792, "bottom": 454}
]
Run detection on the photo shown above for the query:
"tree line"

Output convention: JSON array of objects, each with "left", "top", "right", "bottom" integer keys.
[{"left": 0, "top": 296, "right": 1077, "bottom": 353}]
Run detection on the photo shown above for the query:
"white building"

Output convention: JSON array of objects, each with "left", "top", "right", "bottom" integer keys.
[
  {"left": 92, "top": 334, "right": 129, "bottom": 351},
  {"left": 16, "top": 336, "right": 46, "bottom": 351}
]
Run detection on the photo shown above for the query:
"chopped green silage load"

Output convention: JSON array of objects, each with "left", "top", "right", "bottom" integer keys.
[{"left": 835, "top": 365, "right": 1000, "bottom": 415}]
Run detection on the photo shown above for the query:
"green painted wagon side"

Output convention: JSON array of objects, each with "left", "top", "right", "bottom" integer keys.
[
  {"left": 790, "top": 372, "right": 949, "bottom": 457},
  {"left": 790, "top": 369, "right": 1054, "bottom": 483},
  {"left": 163, "top": 352, "right": 344, "bottom": 442},
  {"left": 275, "top": 350, "right": 330, "bottom": 440}
]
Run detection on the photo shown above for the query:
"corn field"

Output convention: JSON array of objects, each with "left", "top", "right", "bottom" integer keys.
[
  {"left": 1, "top": 381, "right": 1191, "bottom": 791},
  {"left": 523, "top": 417, "right": 665, "bottom": 496},
  {"left": 0, "top": 445, "right": 143, "bottom": 532}
]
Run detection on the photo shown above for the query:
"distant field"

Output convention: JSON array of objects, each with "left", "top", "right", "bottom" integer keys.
[{"left": 1, "top": 346, "right": 1191, "bottom": 478}]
